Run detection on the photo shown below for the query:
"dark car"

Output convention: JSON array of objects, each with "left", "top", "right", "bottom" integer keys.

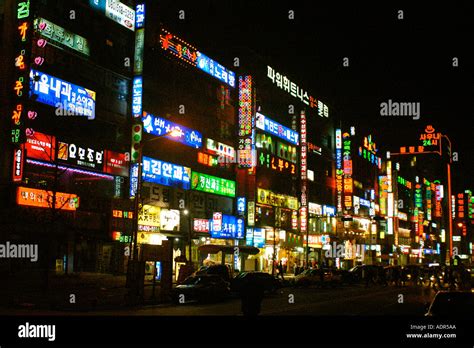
[
  {"left": 425, "top": 290, "right": 474, "bottom": 317},
  {"left": 171, "top": 274, "right": 230, "bottom": 304},
  {"left": 194, "top": 264, "right": 232, "bottom": 283},
  {"left": 231, "top": 271, "right": 281, "bottom": 294},
  {"left": 349, "top": 265, "right": 383, "bottom": 283},
  {"left": 294, "top": 268, "right": 341, "bottom": 287}
]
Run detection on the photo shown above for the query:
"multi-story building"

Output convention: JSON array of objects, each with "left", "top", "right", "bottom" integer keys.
[{"left": 1, "top": 0, "right": 136, "bottom": 279}]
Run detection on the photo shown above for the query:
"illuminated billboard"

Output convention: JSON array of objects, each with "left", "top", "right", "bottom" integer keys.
[
  {"left": 142, "top": 111, "right": 202, "bottom": 149},
  {"left": 238, "top": 75, "right": 255, "bottom": 168},
  {"left": 191, "top": 172, "right": 236, "bottom": 197},
  {"left": 267, "top": 65, "right": 329, "bottom": 117},
  {"left": 89, "top": 0, "right": 135, "bottom": 31},
  {"left": 210, "top": 213, "right": 244, "bottom": 239},
  {"left": 25, "top": 131, "right": 56, "bottom": 161},
  {"left": 256, "top": 112, "right": 299, "bottom": 145},
  {"left": 30, "top": 69, "right": 96, "bottom": 119},
  {"left": 34, "top": 18, "right": 90, "bottom": 56},
  {"left": 160, "top": 29, "right": 235, "bottom": 88},
  {"left": 17, "top": 186, "right": 79, "bottom": 211},
  {"left": 57, "top": 140, "right": 104, "bottom": 171},
  {"left": 142, "top": 156, "right": 191, "bottom": 190}
]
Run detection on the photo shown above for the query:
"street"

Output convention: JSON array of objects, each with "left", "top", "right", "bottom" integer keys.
[{"left": 3, "top": 284, "right": 436, "bottom": 316}]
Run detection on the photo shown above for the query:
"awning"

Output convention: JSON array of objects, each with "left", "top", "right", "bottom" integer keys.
[{"left": 198, "top": 244, "right": 260, "bottom": 255}]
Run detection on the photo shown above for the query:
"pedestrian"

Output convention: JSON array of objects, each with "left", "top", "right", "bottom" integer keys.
[
  {"left": 240, "top": 279, "right": 265, "bottom": 317},
  {"left": 278, "top": 260, "right": 285, "bottom": 280}
]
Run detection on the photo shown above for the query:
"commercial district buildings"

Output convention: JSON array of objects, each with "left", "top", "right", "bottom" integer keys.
[{"left": 0, "top": 0, "right": 472, "bottom": 289}]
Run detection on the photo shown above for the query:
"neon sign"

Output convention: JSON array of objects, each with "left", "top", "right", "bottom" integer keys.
[
  {"left": 30, "top": 70, "right": 96, "bottom": 119},
  {"left": 191, "top": 172, "right": 236, "bottom": 198},
  {"left": 210, "top": 214, "right": 244, "bottom": 239},
  {"left": 193, "top": 219, "right": 210, "bottom": 233},
  {"left": 142, "top": 156, "right": 191, "bottom": 190},
  {"left": 17, "top": 186, "right": 79, "bottom": 211},
  {"left": 142, "top": 111, "right": 202, "bottom": 149},
  {"left": 258, "top": 152, "right": 296, "bottom": 175},
  {"left": 238, "top": 75, "right": 255, "bottom": 168},
  {"left": 196, "top": 52, "right": 235, "bottom": 88},
  {"left": 160, "top": 29, "right": 235, "bottom": 88},
  {"left": 246, "top": 228, "right": 265, "bottom": 248},
  {"left": 25, "top": 131, "right": 56, "bottom": 161},
  {"left": 335, "top": 129, "right": 343, "bottom": 213},
  {"left": 206, "top": 138, "right": 235, "bottom": 161},
  {"left": 267, "top": 65, "right": 329, "bottom": 117},
  {"left": 197, "top": 152, "right": 218, "bottom": 167},
  {"left": 256, "top": 112, "right": 299, "bottom": 145},
  {"left": 57, "top": 141, "right": 104, "bottom": 170},
  {"left": 359, "top": 134, "right": 382, "bottom": 169},
  {"left": 420, "top": 125, "right": 441, "bottom": 147},
  {"left": 342, "top": 132, "right": 353, "bottom": 209},
  {"left": 300, "top": 110, "right": 308, "bottom": 233},
  {"left": 12, "top": 145, "right": 24, "bottom": 182},
  {"left": 132, "top": 77, "right": 143, "bottom": 118},
  {"left": 11, "top": 0, "right": 32, "bottom": 145}
]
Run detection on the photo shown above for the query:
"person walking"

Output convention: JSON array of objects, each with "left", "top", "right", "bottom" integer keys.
[{"left": 278, "top": 260, "right": 285, "bottom": 280}]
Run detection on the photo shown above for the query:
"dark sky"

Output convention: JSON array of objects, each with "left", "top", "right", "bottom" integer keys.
[{"left": 156, "top": 1, "right": 473, "bottom": 191}]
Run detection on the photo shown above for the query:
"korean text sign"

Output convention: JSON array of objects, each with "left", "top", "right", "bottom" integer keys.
[
  {"left": 191, "top": 172, "right": 236, "bottom": 197},
  {"left": 30, "top": 69, "right": 96, "bottom": 119},
  {"left": 142, "top": 112, "right": 202, "bottom": 148}
]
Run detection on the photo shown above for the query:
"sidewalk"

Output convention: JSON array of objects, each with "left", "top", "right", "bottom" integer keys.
[{"left": 2, "top": 272, "right": 169, "bottom": 312}]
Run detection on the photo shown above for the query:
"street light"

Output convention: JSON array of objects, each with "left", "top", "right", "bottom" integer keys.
[{"left": 127, "top": 127, "right": 180, "bottom": 303}]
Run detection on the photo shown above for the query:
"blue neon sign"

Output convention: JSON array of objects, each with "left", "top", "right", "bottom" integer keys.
[
  {"left": 142, "top": 156, "right": 191, "bottom": 189},
  {"left": 30, "top": 69, "right": 96, "bottom": 119},
  {"left": 132, "top": 77, "right": 143, "bottom": 118},
  {"left": 237, "top": 197, "right": 246, "bottom": 215},
  {"left": 135, "top": 3, "right": 145, "bottom": 29},
  {"left": 196, "top": 52, "right": 235, "bottom": 88},
  {"left": 210, "top": 214, "right": 244, "bottom": 240},
  {"left": 142, "top": 112, "right": 202, "bottom": 149},
  {"left": 246, "top": 228, "right": 265, "bottom": 248},
  {"left": 255, "top": 112, "right": 299, "bottom": 145}
]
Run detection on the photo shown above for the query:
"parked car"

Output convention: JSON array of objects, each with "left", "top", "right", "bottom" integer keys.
[
  {"left": 294, "top": 268, "right": 340, "bottom": 287},
  {"left": 171, "top": 274, "right": 230, "bottom": 304},
  {"left": 231, "top": 271, "right": 281, "bottom": 294},
  {"left": 194, "top": 264, "right": 233, "bottom": 283},
  {"left": 349, "top": 265, "right": 384, "bottom": 283},
  {"left": 425, "top": 290, "right": 474, "bottom": 317}
]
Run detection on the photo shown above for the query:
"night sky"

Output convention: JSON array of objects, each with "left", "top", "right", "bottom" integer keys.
[{"left": 156, "top": 1, "right": 473, "bottom": 191}]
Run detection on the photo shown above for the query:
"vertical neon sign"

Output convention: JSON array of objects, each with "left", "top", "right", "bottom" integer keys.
[
  {"left": 238, "top": 76, "right": 255, "bottom": 168},
  {"left": 335, "top": 129, "right": 343, "bottom": 213},
  {"left": 342, "top": 132, "right": 352, "bottom": 210},
  {"left": 12, "top": 0, "right": 32, "bottom": 146},
  {"left": 132, "top": 3, "right": 145, "bottom": 118},
  {"left": 300, "top": 110, "right": 307, "bottom": 234}
]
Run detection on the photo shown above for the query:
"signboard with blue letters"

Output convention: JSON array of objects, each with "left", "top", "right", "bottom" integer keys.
[
  {"left": 142, "top": 112, "right": 202, "bottom": 149},
  {"left": 210, "top": 213, "right": 244, "bottom": 239},
  {"left": 196, "top": 52, "right": 236, "bottom": 88},
  {"left": 256, "top": 112, "right": 299, "bottom": 145},
  {"left": 29, "top": 69, "right": 96, "bottom": 120}
]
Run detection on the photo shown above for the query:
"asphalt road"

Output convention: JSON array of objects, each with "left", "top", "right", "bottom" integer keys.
[{"left": 2, "top": 284, "right": 437, "bottom": 316}]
